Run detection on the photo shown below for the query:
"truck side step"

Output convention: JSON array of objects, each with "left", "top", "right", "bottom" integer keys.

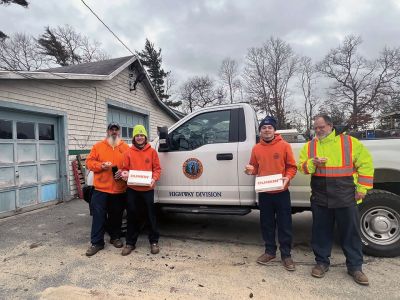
[{"left": 160, "top": 205, "right": 252, "bottom": 216}]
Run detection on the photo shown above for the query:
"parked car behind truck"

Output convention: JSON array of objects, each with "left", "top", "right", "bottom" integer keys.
[{"left": 152, "top": 103, "right": 400, "bottom": 257}]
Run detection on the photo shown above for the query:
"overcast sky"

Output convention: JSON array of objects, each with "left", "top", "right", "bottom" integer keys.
[{"left": 1, "top": 0, "right": 400, "bottom": 85}]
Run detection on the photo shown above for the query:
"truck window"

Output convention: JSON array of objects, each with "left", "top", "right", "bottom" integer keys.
[{"left": 169, "top": 110, "right": 231, "bottom": 151}]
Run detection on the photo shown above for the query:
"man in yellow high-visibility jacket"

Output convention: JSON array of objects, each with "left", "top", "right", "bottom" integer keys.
[{"left": 298, "top": 114, "right": 374, "bottom": 286}]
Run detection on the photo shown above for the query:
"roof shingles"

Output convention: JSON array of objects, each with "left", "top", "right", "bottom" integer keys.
[{"left": 40, "top": 56, "right": 134, "bottom": 75}]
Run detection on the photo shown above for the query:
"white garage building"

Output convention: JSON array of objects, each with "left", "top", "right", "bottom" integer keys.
[{"left": 0, "top": 56, "right": 180, "bottom": 217}]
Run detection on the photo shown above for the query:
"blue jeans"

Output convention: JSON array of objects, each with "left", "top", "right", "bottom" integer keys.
[
  {"left": 90, "top": 190, "right": 126, "bottom": 246},
  {"left": 258, "top": 190, "right": 292, "bottom": 258},
  {"left": 126, "top": 188, "right": 159, "bottom": 246},
  {"left": 311, "top": 202, "right": 363, "bottom": 272}
]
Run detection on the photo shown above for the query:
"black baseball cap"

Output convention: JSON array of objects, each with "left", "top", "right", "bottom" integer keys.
[{"left": 107, "top": 122, "right": 121, "bottom": 130}]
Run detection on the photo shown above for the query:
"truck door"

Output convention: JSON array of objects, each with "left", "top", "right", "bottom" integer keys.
[{"left": 157, "top": 108, "right": 240, "bottom": 205}]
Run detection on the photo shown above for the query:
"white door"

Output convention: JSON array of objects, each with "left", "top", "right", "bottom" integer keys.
[
  {"left": 0, "top": 110, "right": 60, "bottom": 215},
  {"left": 157, "top": 109, "right": 241, "bottom": 205}
]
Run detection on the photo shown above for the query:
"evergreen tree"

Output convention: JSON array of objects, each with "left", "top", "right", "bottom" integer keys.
[
  {"left": 38, "top": 27, "right": 70, "bottom": 66},
  {"left": 136, "top": 39, "right": 180, "bottom": 107}
]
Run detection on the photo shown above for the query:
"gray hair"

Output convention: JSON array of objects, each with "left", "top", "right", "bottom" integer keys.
[{"left": 314, "top": 114, "right": 333, "bottom": 126}]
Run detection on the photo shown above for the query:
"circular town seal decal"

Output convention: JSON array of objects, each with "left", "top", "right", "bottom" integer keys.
[{"left": 182, "top": 158, "right": 203, "bottom": 179}]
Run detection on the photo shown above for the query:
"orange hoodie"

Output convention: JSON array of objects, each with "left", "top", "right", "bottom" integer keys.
[
  {"left": 123, "top": 143, "right": 161, "bottom": 192},
  {"left": 86, "top": 139, "right": 129, "bottom": 194},
  {"left": 249, "top": 133, "right": 297, "bottom": 193}
]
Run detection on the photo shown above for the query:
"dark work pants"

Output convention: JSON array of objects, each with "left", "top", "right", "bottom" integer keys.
[
  {"left": 90, "top": 190, "right": 126, "bottom": 246},
  {"left": 258, "top": 190, "right": 292, "bottom": 258},
  {"left": 126, "top": 188, "right": 159, "bottom": 246},
  {"left": 311, "top": 202, "right": 363, "bottom": 272}
]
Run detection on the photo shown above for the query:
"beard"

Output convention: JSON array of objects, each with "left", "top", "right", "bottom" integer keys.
[{"left": 107, "top": 135, "right": 121, "bottom": 147}]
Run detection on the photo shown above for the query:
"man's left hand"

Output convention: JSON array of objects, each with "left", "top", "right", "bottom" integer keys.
[
  {"left": 150, "top": 179, "right": 156, "bottom": 188},
  {"left": 355, "top": 192, "right": 366, "bottom": 200},
  {"left": 281, "top": 177, "right": 290, "bottom": 189}
]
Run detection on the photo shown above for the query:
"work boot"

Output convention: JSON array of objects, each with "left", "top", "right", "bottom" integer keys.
[
  {"left": 150, "top": 243, "right": 160, "bottom": 254},
  {"left": 282, "top": 257, "right": 296, "bottom": 271},
  {"left": 256, "top": 253, "right": 276, "bottom": 265},
  {"left": 85, "top": 244, "right": 104, "bottom": 257},
  {"left": 348, "top": 270, "right": 369, "bottom": 286},
  {"left": 110, "top": 239, "right": 123, "bottom": 248},
  {"left": 311, "top": 264, "right": 329, "bottom": 278},
  {"left": 121, "top": 245, "right": 135, "bottom": 256}
]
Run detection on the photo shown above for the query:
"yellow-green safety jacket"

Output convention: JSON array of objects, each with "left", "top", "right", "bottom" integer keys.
[{"left": 298, "top": 130, "right": 374, "bottom": 207}]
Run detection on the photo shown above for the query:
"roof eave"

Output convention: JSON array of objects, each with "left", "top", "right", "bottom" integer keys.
[
  {"left": 133, "top": 60, "right": 179, "bottom": 121},
  {"left": 0, "top": 70, "right": 109, "bottom": 80}
]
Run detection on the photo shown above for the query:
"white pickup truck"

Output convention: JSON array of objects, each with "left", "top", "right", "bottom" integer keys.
[{"left": 153, "top": 103, "right": 400, "bottom": 257}]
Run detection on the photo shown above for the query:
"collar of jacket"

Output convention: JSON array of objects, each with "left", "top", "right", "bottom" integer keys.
[
  {"left": 260, "top": 133, "right": 282, "bottom": 146},
  {"left": 131, "top": 143, "right": 151, "bottom": 151},
  {"left": 102, "top": 139, "right": 125, "bottom": 150},
  {"left": 317, "top": 129, "right": 337, "bottom": 144}
]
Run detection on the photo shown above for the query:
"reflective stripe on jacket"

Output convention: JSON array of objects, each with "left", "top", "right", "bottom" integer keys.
[{"left": 297, "top": 130, "right": 374, "bottom": 207}]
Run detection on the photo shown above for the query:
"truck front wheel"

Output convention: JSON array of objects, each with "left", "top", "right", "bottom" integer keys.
[{"left": 359, "top": 190, "right": 400, "bottom": 257}]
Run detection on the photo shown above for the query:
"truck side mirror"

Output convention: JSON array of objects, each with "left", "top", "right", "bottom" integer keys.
[{"left": 157, "top": 126, "right": 170, "bottom": 152}]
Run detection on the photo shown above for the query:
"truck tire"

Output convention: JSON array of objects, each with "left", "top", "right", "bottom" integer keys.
[{"left": 359, "top": 190, "right": 400, "bottom": 257}]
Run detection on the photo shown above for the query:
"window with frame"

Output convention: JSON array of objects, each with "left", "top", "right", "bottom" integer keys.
[
  {"left": 169, "top": 110, "right": 231, "bottom": 151},
  {"left": 108, "top": 106, "right": 147, "bottom": 144}
]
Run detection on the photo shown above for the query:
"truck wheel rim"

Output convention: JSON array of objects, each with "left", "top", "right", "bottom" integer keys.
[{"left": 361, "top": 207, "right": 400, "bottom": 246}]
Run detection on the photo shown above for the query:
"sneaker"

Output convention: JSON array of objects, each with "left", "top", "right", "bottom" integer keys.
[
  {"left": 121, "top": 245, "right": 135, "bottom": 256},
  {"left": 150, "top": 243, "right": 160, "bottom": 254},
  {"left": 256, "top": 253, "right": 276, "bottom": 265},
  {"left": 110, "top": 239, "right": 123, "bottom": 248},
  {"left": 282, "top": 257, "right": 296, "bottom": 271},
  {"left": 85, "top": 244, "right": 104, "bottom": 257},
  {"left": 311, "top": 264, "right": 329, "bottom": 278},
  {"left": 348, "top": 270, "right": 369, "bottom": 286}
]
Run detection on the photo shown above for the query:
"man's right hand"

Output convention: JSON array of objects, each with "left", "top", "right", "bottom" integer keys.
[
  {"left": 121, "top": 171, "right": 129, "bottom": 181},
  {"left": 244, "top": 164, "right": 255, "bottom": 175},
  {"left": 312, "top": 157, "right": 327, "bottom": 167},
  {"left": 101, "top": 161, "right": 112, "bottom": 170}
]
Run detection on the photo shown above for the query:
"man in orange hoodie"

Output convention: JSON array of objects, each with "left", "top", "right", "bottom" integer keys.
[
  {"left": 85, "top": 122, "right": 129, "bottom": 256},
  {"left": 121, "top": 125, "right": 161, "bottom": 256},
  {"left": 245, "top": 116, "right": 297, "bottom": 271}
]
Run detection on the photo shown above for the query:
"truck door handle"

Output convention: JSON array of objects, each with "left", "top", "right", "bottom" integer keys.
[{"left": 216, "top": 153, "right": 233, "bottom": 160}]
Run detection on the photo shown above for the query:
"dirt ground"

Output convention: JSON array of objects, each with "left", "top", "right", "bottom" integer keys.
[{"left": 0, "top": 199, "right": 399, "bottom": 300}]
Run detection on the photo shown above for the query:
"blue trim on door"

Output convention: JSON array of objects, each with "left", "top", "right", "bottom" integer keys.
[{"left": 0, "top": 100, "right": 70, "bottom": 201}]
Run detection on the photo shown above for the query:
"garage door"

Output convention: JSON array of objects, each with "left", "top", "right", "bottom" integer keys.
[
  {"left": 0, "top": 110, "right": 60, "bottom": 215},
  {"left": 108, "top": 106, "right": 148, "bottom": 143}
]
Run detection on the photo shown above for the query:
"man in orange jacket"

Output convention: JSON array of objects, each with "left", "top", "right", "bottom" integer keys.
[
  {"left": 245, "top": 116, "right": 297, "bottom": 271},
  {"left": 85, "top": 122, "right": 129, "bottom": 256}
]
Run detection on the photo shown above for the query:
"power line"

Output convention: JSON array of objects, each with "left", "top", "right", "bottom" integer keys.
[{"left": 80, "top": 0, "right": 135, "bottom": 55}]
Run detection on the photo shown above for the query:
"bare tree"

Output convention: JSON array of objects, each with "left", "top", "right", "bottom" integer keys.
[
  {"left": 180, "top": 76, "right": 226, "bottom": 113},
  {"left": 233, "top": 79, "right": 244, "bottom": 102},
  {"left": 0, "top": 33, "right": 47, "bottom": 70},
  {"left": 243, "top": 37, "right": 298, "bottom": 128},
  {"left": 164, "top": 72, "right": 176, "bottom": 97},
  {"left": 299, "top": 56, "right": 320, "bottom": 136},
  {"left": 317, "top": 35, "right": 400, "bottom": 129},
  {"left": 243, "top": 47, "right": 271, "bottom": 114},
  {"left": 219, "top": 57, "right": 239, "bottom": 103},
  {"left": 80, "top": 38, "right": 109, "bottom": 63},
  {"left": 163, "top": 72, "right": 182, "bottom": 107}
]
